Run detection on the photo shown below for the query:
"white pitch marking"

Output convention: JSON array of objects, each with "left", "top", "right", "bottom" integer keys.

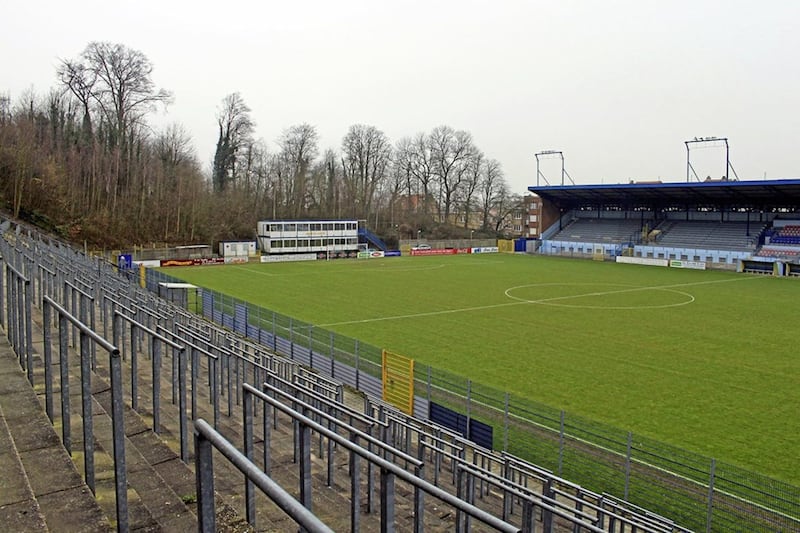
[
  {"left": 233, "top": 263, "right": 446, "bottom": 277},
  {"left": 318, "top": 275, "right": 759, "bottom": 327},
  {"left": 233, "top": 266, "right": 278, "bottom": 277},
  {"left": 504, "top": 282, "right": 695, "bottom": 310}
]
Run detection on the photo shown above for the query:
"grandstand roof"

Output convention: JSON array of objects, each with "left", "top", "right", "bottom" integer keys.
[{"left": 528, "top": 178, "right": 800, "bottom": 209}]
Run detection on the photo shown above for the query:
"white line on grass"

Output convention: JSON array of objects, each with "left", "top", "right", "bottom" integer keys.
[
  {"left": 233, "top": 263, "right": 447, "bottom": 277},
  {"left": 233, "top": 266, "right": 278, "bottom": 276},
  {"left": 504, "top": 282, "right": 696, "bottom": 310},
  {"left": 317, "top": 275, "right": 760, "bottom": 327}
]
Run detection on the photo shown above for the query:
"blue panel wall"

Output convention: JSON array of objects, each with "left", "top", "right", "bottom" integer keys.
[
  {"left": 202, "top": 291, "right": 214, "bottom": 320},
  {"left": 234, "top": 304, "right": 248, "bottom": 335},
  {"left": 429, "top": 402, "right": 468, "bottom": 437},
  {"left": 469, "top": 419, "right": 494, "bottom": 450},
  {"left": 429, "top": 402, "right": 494, "bottom": 450}
]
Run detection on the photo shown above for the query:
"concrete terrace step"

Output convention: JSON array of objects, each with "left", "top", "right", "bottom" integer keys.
[
  {"left": 26, "top": 334, "right": 200, "bottom": 532},
  {"left": 3, "top": 319, "right": 253, "bottom": 533},
  {"left": 0, "top": 402, "right": 49, "bottom": 532},
  {"left": 26, "top": 298, "right": 514, "bottom": 531},
  {"left": 0, "top": 335, "right": 110, "bottom": 533}
]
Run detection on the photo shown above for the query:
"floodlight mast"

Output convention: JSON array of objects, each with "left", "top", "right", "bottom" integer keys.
[
  {"left": 684, "top": 137, "right": 740, "bottom": 182},
  {"left": 535, "top": 150, "right": 575, "bottom": 186}
]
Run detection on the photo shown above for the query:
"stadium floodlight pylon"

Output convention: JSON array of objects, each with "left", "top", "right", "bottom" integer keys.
[
  {"left": 685, "top": 136, "right": 740, "bottom": 182},
  {"left": 535, "top": 150, "right": 575, "bottom": 186}
]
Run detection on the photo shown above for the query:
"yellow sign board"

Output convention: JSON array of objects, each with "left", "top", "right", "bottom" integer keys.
[{"left": 382, "top": 350, "right": 415, "bottom": 415}]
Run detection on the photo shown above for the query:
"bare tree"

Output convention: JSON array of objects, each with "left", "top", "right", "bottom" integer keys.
[
  {"left": 79, "top": 42, "right": 172, "bottom": 147},
  {"left": 212, "top": 92, "right": 254, "bottom": 191},
  {"left": 392, "top": 137, "right": 415, "bottom": 200},
  {"left": 56, "top": 42, "right": 172, "bottom": 214},
  {"left": 396, "top": 132, "right": 436, "bottom": 219},
  {"left": 386, "top": 153, "right": 409, "bottom": 228},
  {"left": 341, "top": 124, "right": 392, "bottom": 219},
  {"left": 154, "top": 124, "right": 198, "bottom": 237},
  {"left": 241, "top": 139, "right": 271, "bottom": 216},
  {"left": 429, "top": 125, "right": 474, "bottom": 223},
  {"left": 458, "top": 149, "right": 485, "bottom": 229},
  {"left": 324, "top": 149, "right": 339, "bottom": 218},
  {"left": 56, "top": 59, "right": 96, "bottom": 139},
  {"left": 0, "top": 93, "right": 10, "bottom": 123},
  {"left": 277, "top": 123, "right": 319, "bottom": 218},
  {"left": 491, "top": 186, "right": 522, "bottom": 235},
  {"left": 479, "top": 158, "right": 504, "bottom": 231}
]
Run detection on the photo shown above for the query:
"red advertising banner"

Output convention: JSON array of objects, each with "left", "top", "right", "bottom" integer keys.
[
  {"left": 160, "top": 257, "right": 225, "bottom": 267},
  {"left": 409, "top": 248, "right": 457, "bottom": 256}
]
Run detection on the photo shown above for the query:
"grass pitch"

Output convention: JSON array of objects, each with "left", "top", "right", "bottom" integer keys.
[{"left": 165, "top": 253, "right": 799, "bottom": 484}]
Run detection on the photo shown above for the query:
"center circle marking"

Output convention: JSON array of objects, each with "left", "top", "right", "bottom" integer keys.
[{"left": 504, "top": 282, "right": 695, "bottom": 310}]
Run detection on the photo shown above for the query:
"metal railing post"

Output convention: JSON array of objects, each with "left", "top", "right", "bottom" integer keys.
[
  {"left": 79, "top": 329, "right": 95, "bottom": 493},
  {"left": 194, "top": 428, "right": 216, "bottom": 532},
  {"left": 110, "top": 348, "right": 128, "bottom": 533},
  {"left": 42, "top": 299, "right": 54, "bottom": 421},
  {"left": 380, "top": 468, "right": 396, "bottom": 533},
  {"left": 243, "top": 387, "right": 255, "bottom": 526},
  {"left": 178, "top": 346, "right": 188, "bottom": 463},
  {"left": 211, "top": 357, "right": 219, "bottom": 429},
  {"left": 151, "top": 337, "right": 161, "bottom": 433},
  {"left": 59, "top": 312, "right": 71, "bottom": 454},
  {"left": 503, "top": 392, "right": 509, "bottom": 452},
  {"left": 558, "top": 410, "right": 565, "bottom": 476},
  {"left": 706, "top": 458, "right": 716, "bottom": 533},
  {"left": 299, "top": 417, "right": 313, "bottom": 516},
  {"left": 625, "top": 431, "right": 632, "bottom": 501},
  {"left": 126, "top": 321, "right": 137, "bottom": 410},
  {"left": 0, "top": 253, "right": 4, "bottom": 328},
  {"left": 349, "top": 431, "right": 360, "bottom": 533},
  {"left": 191, "top": 347, "right": 198, "bottom": 421},
  {"left": 23, "top": 276, "right": 33, "bottom": 384}
]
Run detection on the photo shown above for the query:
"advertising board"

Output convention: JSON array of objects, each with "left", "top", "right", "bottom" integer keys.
[
  {"left": 472, "top": 246, "right": 499, "bottom": 254},
  {"left": 260, "top": 253, "right": 317, "bottom": 263},
  {"left": 409, "top": 248, "right": 457, "bottom": 256},
  {"left": 669, "top": 260, "right": 707, "bottom": 270},
  {"left": 615, "top": 256, "right": 668, "bottom": 267},
  {"left": 161, "top": 257, "right": 225, "bottom": 267},
  {"left": 358, "top": 251, "right": 386, "bottom": 259}
]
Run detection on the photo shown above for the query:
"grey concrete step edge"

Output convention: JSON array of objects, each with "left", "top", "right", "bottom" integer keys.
[
  {"left": 46, "top": 361, "right": 197, "bottom": 530},
  {"left": 59, "top": 355, "right": 255, "bottom": 532},
  {"left": 0, "top": 347, "right": 111, "bottom": 532},
  {"left": 0, "top": 401, "right": 50, "bottom": 532},
  {"left": 27, "top": 323, "right": 252, "bottom": 532},
  {"left": 18, "top": 332, "right": 193, "bottom": 531}
]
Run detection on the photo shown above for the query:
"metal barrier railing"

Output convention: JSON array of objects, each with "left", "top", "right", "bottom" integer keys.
[
  {"left": 193, "top": 418, "right": 335, "bottom": 533},
  {"left": 64, "top": 279, "right": 96, "bottom": 369},
  {"left": 5, "top": 259, "right": 33, "bottom": 384},
  {"left": 260, "top": 375, "right": 395, "bottom": 517},
  {"left": 241, "top": 382, "right": 521, "bottom": 533},
  {"left": 156, "top": 325, "right": 220, "bottom": 430},
  {"left": 41, "top": 295, "right": 129, "bottom": 532},
  {"left": 0, "top": 252, "right": 4, "bottom": 329},
  {"left": 110, "top": 304, "right": 188, "bottom": 460}
]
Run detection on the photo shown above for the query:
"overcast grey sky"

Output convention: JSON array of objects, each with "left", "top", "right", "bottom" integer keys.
[{"left": 2, "top": 1, "right": 799, "bottom": 193}]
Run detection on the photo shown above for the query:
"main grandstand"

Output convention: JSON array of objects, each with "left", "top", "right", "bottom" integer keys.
[{"left": 529, "top": 178, "right": 800, "bottom": 271}]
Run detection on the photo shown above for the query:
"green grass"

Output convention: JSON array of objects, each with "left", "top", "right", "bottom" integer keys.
[{"left": 164, "top": 253, "right": 800, "bottom": 484}]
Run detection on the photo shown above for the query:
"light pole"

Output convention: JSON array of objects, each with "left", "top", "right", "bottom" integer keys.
[
  {"left": 470, "top": 230, "right": 474, "bottom": 241},
  {"left": 417, "top": 229, "right": 422, "bottom": 244}
]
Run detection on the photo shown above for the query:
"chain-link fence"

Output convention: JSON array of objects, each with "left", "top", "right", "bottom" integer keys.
[{"left": 148, "top": 266, "right": 800, "bottom": 532}]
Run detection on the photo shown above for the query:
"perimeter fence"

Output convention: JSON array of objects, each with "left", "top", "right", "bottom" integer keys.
[{"left": 147, "top": 267, "right": 799, "bottom": 532}]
